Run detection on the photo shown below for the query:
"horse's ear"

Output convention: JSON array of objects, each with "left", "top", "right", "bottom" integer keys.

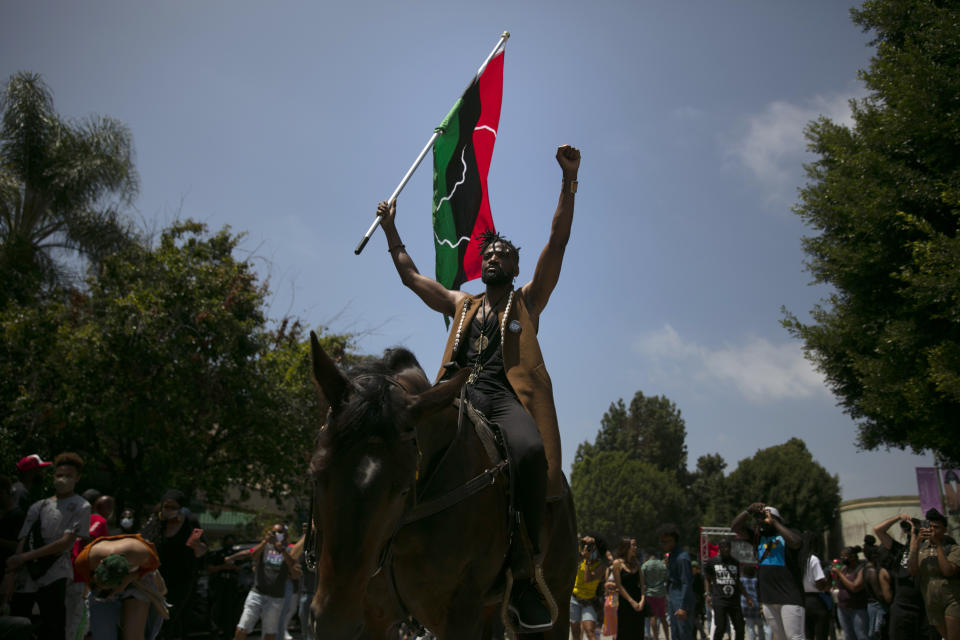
[
  {"left": 310, "top": 330, "right": 350, "bottom": 410},
  {"left": 407, "top": 368, "right": 471, "bottom": 421}
]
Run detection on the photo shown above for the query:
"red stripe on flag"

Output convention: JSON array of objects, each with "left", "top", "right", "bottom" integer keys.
[{"left": 464, "top": 50, "right": 504, "bottom": 281}]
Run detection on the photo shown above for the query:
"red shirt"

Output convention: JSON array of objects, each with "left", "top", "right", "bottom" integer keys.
[{"left": 71, "top": 514, "right": 108, "bottom": 581}]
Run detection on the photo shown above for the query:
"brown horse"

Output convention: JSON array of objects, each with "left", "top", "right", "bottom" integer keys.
[{"left": 306, "top": 332, "right": 578, "bottom": 639}]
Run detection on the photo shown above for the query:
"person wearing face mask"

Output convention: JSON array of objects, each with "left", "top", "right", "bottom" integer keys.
[
  {"left": 2, "top": 452, "right": 90, "bottom": 640},
  {"left": 233, "top": 524, "right": 300, "bottom": 640},
  {"left": 731, "top": 503, "right": 804, "bottom": 640},
  {"left": 142, "top": 489, "right": 206, "bottom": 639},
  {"left": 118, "top": 509, "right": 136, "bottom": 535}
]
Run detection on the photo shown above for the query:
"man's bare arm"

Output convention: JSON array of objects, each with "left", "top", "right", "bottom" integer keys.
[
  {"left": 522, "top": 146, "right": 579, "bottom": 319},
  {"left": 874, "top": 514, "right": 909, "bottom": 549},
  {"left": 378, "top": 200, "right": 464, "bottom": 316}
]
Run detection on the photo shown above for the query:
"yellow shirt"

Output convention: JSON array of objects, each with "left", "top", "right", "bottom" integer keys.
[{"left": 572, "top": 559, "right": 603, "bottom": 600}]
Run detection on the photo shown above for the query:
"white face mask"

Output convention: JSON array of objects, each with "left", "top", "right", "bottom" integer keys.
[
  {"left": 274, "top": 532, "right": 284, "bottom": 543},
  {"left": 121, "top": 517, "right": 134, "bottom": 530}
]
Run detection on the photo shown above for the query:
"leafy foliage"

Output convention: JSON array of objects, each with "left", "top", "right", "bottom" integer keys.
[
  {"left": 572, "top": 391, "right": 698, "bottom": 547},
  {"left": 571, "top": 390, "right": 841, "bottom": 544},
  {"left": 0, "top": 221, "right": 354, "bottom": 513},
  {"left": 723, "top": 438, "right": 840, "bottom": 534},
  {"left": 571, "top": 451, "right": 686, "bottom": 551},
  {"left": 575, "top": 391, "right": 688, "bottom": 476},
  {"left": 0, "top": 72, "right": 138, "bottom": 305},
  {"left": 785, "top": 0, "right": 960, "bottom": 465}
]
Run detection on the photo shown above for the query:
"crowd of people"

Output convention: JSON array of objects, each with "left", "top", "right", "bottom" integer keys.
[
  {"left": 0, "top": 452, "right": 317, "bottom": 640},
  {"left": 3, "top": 450, "right": 959, "bottom": 640},
  {"left": 569, "top": 503, "right": 960, "bottom": 640}
]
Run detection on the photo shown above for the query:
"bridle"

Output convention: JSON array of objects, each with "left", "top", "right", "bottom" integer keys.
[{"left": 304, "top": 373, "right": 506, "bottom": 578}]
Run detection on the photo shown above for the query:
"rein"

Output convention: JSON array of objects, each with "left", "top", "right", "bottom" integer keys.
[{"left": 305, "top": 373, "right": 506, "bottom": 580}]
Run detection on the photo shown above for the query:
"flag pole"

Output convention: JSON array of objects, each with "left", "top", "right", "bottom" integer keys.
[{"left": 354, "top": 31, "right": 510, "bottom": 255}]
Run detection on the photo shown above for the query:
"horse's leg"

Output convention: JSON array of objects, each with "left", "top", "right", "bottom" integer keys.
[
  {"left": 437, "top": 589, "right": 488, "bottom": 640},
  {"left": 539, "top": 482, "right": 578, "bottom": 640}
]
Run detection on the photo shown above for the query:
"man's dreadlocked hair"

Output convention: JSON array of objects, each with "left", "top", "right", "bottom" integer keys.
[{"left": 478, "top": 228, "right": 520, "bottom": 259}]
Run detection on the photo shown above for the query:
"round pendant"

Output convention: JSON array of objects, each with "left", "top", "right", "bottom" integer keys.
[{"left": 474, "top": 334, "right": 490, "bottom": 351}]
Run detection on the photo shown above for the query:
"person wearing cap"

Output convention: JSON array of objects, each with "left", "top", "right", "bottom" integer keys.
[
  {"left": 732, "top": 503, "right": 804, "bottom": 640},
  {"left": 3, "top": 452, "right": 90, "bottom": 640},
  {"left": 12, "top": 454, "right": 52, "bottom": 514},
  {"left": 908, "top": 508, "right": 960, "bottom": 640}
]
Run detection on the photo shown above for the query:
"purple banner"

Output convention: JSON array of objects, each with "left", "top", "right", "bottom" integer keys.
[
  {"left": 943, "top": 469, "right": 960, "bottom": 518},
  {"left": 916, "top": 467, "right": 943, "bottom": 515}
]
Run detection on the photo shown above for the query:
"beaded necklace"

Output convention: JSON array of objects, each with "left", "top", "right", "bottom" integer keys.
[{"left": 453, "top": 288, "right": 514, "bottom": 385}]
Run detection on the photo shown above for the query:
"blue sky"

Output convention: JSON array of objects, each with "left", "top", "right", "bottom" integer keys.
[{"left": 2, "top": 1, "right": 934, "bottom": 505}]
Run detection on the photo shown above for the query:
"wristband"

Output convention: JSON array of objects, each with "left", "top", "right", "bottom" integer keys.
[{"left": 564, "top": 179, "right": 578, "bottom": 195}]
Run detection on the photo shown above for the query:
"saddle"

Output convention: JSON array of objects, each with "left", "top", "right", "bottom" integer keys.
[{"left": 454, "top": 397, "right": 560, "bottom": 636}]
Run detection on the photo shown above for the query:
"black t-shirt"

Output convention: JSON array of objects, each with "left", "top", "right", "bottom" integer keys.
[
  {"left": 254, "top": 545, "right": 290, "bottom": 598},
  {"left": 457, "top": 309, "right": 512, "bottom": 396},
  {"left": 706, "top": 556, "right": 742, "bottom": 607},
  {"left": 157, "top": 514, "right": 202, "bottom": 588},
  {"left": 756, "top": 530, "right": 804, "bottom": 606},
  {"left": 889, "top": 539, "right": 923, "bottom": 609}
]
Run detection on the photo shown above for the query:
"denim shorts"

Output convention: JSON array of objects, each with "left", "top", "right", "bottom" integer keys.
[
  {"left": 569, "top": 596, "right": 598, "bottom": 623},
  {"left": 237, "top": 589, "right": 284, "bottom": 632}
]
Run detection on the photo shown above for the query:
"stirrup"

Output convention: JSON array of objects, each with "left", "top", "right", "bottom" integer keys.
[{"left": 500, "top": 566, "right": 558, "bottom": 637}]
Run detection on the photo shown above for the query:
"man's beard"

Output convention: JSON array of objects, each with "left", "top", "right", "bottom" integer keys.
[{"left": 481, "top": 266, "right": 512, "bottom": 286}]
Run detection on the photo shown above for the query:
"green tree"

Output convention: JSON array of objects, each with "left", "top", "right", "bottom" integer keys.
[
  {"left": 723, "top": 438, "right": 840, "bottom": 534},
  {"left": 0, "top": 221, "right": 354, "bottom": 512},
  {"left": 784, "top": 0, "right": 960, "bottom": 465},
  {"left": 0, "top": 72, "right": 138, "bottom": 305},
  {"left": 577, "top": 391, "right": 688, "bottom": 476},
  {"left": 688, "top": 453, "right": 732, "bottom": 528},
  {"left": 570, "top": 450, "right": 686, "bottom": 550},
  {"left": 572, "top": 391, "right": 697, "bottom": 547}
]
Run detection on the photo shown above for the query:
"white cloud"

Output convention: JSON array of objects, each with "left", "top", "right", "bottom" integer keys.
[
  {"left": 634, "top": 324, "right": 828, "bottom": 403},
  {"left": 730, "top": 90, "right": 864, "bottom": 202}
]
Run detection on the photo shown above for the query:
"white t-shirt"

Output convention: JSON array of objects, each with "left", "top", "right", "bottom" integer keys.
[
  {"left": 16, "top": 495, "right": 90, "bottom": 591},
  {"left": 802, "top": 554, "right": 826, "bottom": 593}
]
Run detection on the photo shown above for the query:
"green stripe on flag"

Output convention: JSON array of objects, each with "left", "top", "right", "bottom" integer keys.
[{"left": 432, "top": 97, "right": 463, "bottom": 290}]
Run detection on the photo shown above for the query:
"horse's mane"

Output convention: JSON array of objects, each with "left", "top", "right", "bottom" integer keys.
[{"left": 324, "top": 347, "right": 427, "bottom": 449}]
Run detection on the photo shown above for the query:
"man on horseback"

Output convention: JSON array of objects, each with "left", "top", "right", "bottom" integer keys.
[{"left": 376, "top": 143, "right": 579, "bottom": 633}]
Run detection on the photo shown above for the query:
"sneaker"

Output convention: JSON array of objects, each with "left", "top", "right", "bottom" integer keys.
[{"left": 507, "top": 584, "right": 552, "bottom": 633}]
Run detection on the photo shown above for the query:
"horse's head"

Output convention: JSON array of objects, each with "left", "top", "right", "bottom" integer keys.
[{"left": 307, "top": 331, "right": 466, "bottom": 639}]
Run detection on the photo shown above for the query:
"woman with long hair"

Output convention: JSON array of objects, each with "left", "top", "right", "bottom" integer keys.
[
  {"left": 832, "top": 545, "right": 869, "bottom": 640},
  {"left": 613, "top": 537, "right": 646, "bottom": 638}
]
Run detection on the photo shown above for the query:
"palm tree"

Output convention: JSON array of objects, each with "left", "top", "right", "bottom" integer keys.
[{"left": 0, "top": 71, "right": 139, "bottom": 304}]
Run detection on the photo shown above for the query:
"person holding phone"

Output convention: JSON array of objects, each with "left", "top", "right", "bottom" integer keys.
[
  {"left": 570, "top": 535, "right": 606, "bottom": 640},
  {"left": 233, "top": 523, "right": 300, "bottom": 640},
  {"left": 908, "top": 509, "right": 960, "bottom": 640}
]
